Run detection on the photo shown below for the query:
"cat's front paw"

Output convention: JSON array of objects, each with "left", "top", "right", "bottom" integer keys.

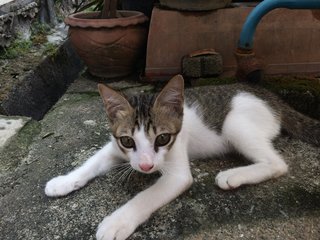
[
  {"left": 96, "top": 210, "right": 136, "bottom": 240},
  {"left": 45, "top": 175, "right": 85, "bottom": 197},
  {"left": 215, "top": 169, "right": 244, "bottom": 190}
]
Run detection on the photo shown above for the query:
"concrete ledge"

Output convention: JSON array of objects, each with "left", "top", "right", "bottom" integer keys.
[{"left": 0, "top": 40, "right": 84, "bottom": 120}]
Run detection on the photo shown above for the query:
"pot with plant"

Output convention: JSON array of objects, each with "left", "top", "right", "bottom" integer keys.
[{"left": 64, "top": 0, "right": 149, "bottom": 78}]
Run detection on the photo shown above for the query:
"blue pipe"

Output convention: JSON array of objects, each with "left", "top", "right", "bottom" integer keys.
[{"left": 238, "top": 0, "right": 320, "bottom": 50}]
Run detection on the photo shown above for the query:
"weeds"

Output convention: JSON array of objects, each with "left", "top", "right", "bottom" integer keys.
[
  {"left": 0, "top": 22, "right": 56, "bottom": 59},
  {"left": 31, "top": 22, "right": 52, "bottom": 44},
  {"left": 0, "top": 39, "right": 33, "bottom": 59},
  {"left": 43, "top": 43, "right": 58, "bottom": 56}
]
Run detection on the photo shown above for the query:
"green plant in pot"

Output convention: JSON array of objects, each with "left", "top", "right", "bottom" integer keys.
[{"left": 65, "top": 0, "right": 149, "bottom": 78}]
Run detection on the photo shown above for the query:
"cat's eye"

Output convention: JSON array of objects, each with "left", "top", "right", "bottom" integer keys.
[
  {"left": 120, "top": 136, "right": 135, "bottom": 149},
  {"left": 155, "top": 133, "right": 171, "bottom": 147}
]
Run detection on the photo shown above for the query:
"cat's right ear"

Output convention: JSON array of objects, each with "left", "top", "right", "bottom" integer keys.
[
  {"left": 98, "top": 84, "right": 132, "bottom": 122},
  {"left": 153, "top": 74, "right": 184, "bottom": 113}
]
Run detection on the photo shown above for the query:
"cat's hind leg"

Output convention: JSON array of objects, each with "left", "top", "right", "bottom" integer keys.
[
  {"left": 215, "top": 144, "right": 288, "bottom": 190},
  {"left": 45, "top": 142, "right": 121, "bottom": 197},
  {"left": 215, "top": 93, "right": 288, "bottom": 190}
]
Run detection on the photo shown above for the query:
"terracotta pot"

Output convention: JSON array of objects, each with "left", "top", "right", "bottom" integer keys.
[{"left": 65, "top": 11, "right": 148, "bottom": 78}]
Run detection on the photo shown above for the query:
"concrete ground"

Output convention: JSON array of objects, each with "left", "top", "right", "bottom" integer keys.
[{"left": 0, "top": 74, "right": 320, "bottom": 240}]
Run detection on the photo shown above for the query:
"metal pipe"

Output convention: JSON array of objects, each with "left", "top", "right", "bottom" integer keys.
[{"left": 238, "top": 0, "right": 320, "bottom": 50}]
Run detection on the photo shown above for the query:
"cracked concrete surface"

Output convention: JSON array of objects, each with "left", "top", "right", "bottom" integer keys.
[{"left": 0, "top": 76, "right": 319, "bottom": 240}]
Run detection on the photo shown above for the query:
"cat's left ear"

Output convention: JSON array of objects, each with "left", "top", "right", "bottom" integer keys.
[
  {"left": 153, "top": 74, "right": 184, "bottom": 113},
  {"left": 98, "top": 84, "right": 133, "bottom": 122}
]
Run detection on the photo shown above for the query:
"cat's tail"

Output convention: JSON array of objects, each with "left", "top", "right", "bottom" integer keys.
[{"left": 280, "top": 106, "right": 320, "bottom": 147}]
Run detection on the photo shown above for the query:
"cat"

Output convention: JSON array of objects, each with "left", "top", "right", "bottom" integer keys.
[{"left": 45, "top": 75, "right": 320, "bottom": 240}]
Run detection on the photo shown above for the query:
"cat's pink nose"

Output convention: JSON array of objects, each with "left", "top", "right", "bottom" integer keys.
[{"left": 139, "top": 163, "right": 154, "bottom": 172}]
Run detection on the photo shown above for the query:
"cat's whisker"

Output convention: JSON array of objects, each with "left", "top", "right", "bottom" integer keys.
[
  {"left": 118, "top": 167, "right": 130, "bottom": 183},
  {"left": 112, "top": 164, "right": 130, "bottom": 173},
  {"left": 127, "top": 169, "right": 135, "bottom": 183},
  {"left": 109, "top": 166, "right": 129, "bottom": 177},
  {"left": 158, "top": 169, "right": 165, "bottom": 176},
  {"left": 123, "top": 168, "right": 135, "bottom": 185},
  {"left": 113, "top": 169, "right": 128, "bottom": 184},
  {"left": 159, "top": 168, "right": 173, "bottom": 177},
  {"left": 110, "top": 165, "right": 131, "bottom": 181},
  {"left": 110, "top": 162, "right": 130, "bottom": 171},
  {"left": 113, "top": 167, "right": 128, "bottom": 179},
  {"left": 117, "top": 166, "right": 133, "bottom": 185}
]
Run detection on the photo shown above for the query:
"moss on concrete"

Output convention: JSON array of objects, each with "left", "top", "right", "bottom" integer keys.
[
  {"left": 263, "top": 75, "right": 320, "bottom": 93},
  {"left": 0, "top": 120, "right": 41, "bottom": 171},
  {"left": 262, "top": 75, "right": 320, "bottom": 119}
]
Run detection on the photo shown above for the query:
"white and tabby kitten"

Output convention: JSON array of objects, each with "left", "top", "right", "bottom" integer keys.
[{"left": 45, "top": 75, "right": 319, "bottom": 240}]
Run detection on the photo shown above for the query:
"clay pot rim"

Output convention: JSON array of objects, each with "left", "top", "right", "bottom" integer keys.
[{"left": 65, "top": 10, "right": 148, "bottom": 28}]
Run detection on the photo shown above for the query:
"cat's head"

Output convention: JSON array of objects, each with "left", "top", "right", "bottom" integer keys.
[{"left": 98, "top": 75, "right": 185, "bottom": 174}]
